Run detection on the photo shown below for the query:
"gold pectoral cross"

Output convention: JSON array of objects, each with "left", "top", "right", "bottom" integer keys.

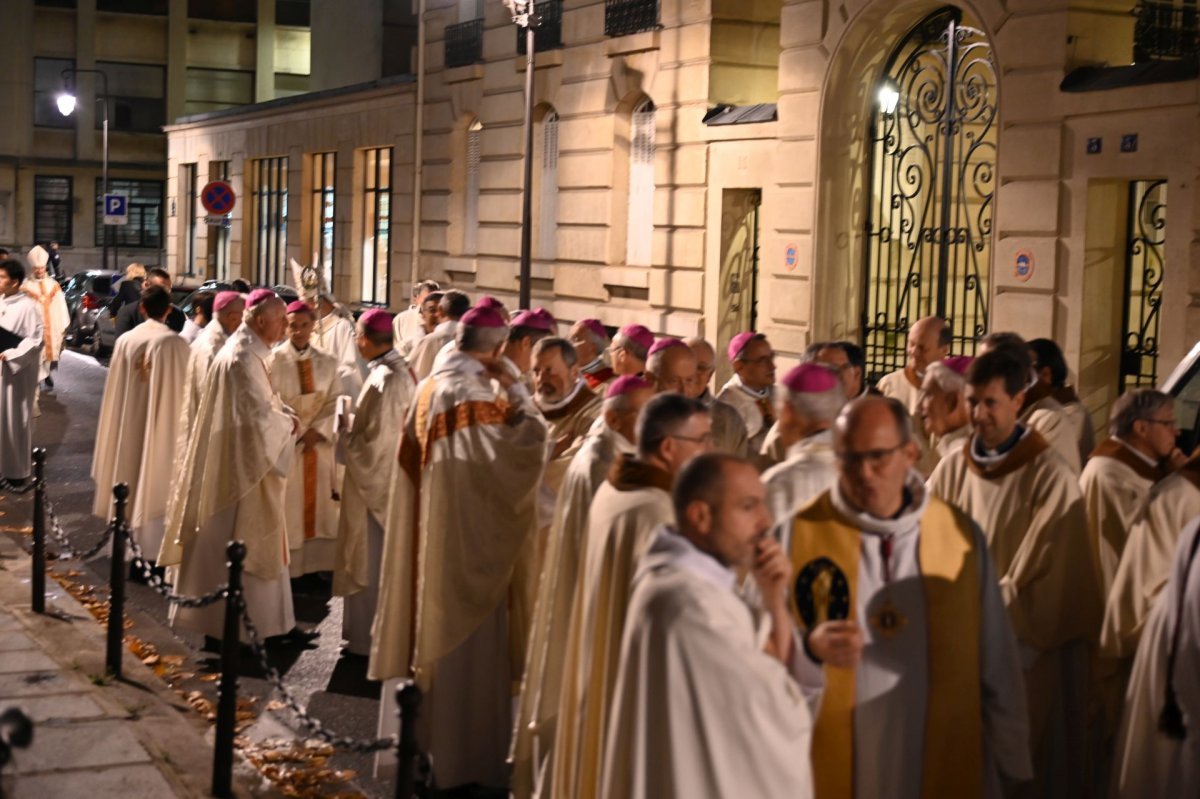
[
  {"left": 869, "top": 596, "right": 908, "bottom": 639},
  {"left": 812, "top": 568, "right": 834, "bottom": 625},
  {"left": 136, "top": 354, "right": 152, "bottom": 383}
]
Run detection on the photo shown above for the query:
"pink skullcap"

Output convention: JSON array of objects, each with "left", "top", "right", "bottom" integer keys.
[
  {"left": 618, "top": 324, "right": 654, "bottom": 352},
  {"left": 511, "top": 309, "right": 555, "bottom": 332},
  {"left": 579, "top": 318, "right": 608, "bottom": 341},
  {"left": 782, "top": 363, "right": 840, "bottom": 394},
  {"left": 214, "top": 291, "right": 242, "bottom": 312},
  {"left": 727, "top": 331, "right": 758, "bottom": 361},
  {"left": 605, "top": 375, "right": 653, "bottom": 399},
  {"left": 476, "top": 295, "right": 505, "bottom": 311},
  {"left": 285, "top": 300, "right": 313, "bottom": 315},
  {"left": 943, "top": 355, "right": 974, "bottom": 376},
  {"left": 531, "top": 307, "right": 556, "bottom": 327},
  {"left": 647, "top": 337, "right": 686, "bottom": 357},
  {"left": 246, "top": 288, "right": 277, "bottom": 308},
  {"left": 461, "top": 306, "right": 506, "bottom": 328},
  {"left": 359, "top": 308, "right": 393, "bottom": 334}
]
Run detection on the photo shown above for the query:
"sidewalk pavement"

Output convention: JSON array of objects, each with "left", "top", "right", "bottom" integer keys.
[{"left": 0, "top": 534, "right": 258, "bottom": 798}]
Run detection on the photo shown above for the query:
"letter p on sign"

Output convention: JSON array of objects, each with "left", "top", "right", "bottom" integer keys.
[{"left": 103, "top": 194, "right": 129, "bottom": 226}]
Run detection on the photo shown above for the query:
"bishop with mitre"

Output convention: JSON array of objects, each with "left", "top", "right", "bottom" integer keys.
[{"left": 22, "top": 244, "right": 69, "bottom": 388}]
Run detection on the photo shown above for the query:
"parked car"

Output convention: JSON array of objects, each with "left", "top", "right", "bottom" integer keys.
[
  {"left": 63, "top": 270, "right": 121, "bottom": 354},
  {"left": 94, "top": 281, "right": 197, "bottom": 354},
  {"left": 1162, "top": 340, "right": 1200, "bottom": 454}
]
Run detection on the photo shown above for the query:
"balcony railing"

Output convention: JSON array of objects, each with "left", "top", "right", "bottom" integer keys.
[
  {"left": 604, "top": 0, "right": 660, "bottom": 38},
  {"left": 1134, "top": 1, "right": 1200, "bottom": 61},
  {"left": 445, "top": 18, "right": 484, "bottom": 69},
  {"left": 518, "top": 0, "right": 564, "bottom": 55}
]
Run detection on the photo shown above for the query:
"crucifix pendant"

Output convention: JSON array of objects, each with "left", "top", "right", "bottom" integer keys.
[{"left": 870, "top": 596, "right": 907, "bottom": 639}]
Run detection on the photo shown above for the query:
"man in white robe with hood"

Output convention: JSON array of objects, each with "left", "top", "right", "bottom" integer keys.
[
  {"left": 91, "top": 286, "right": 190, "bottom": 561},
  {"left": 917, "top": 356, "right": 974, "bottom": 468},
  {"left": 314, "top": 292, "right": 366, "bottom": 399},
  {"left": 162, "top": 289, "right": 302, "bottom": 644},
  {"left": 685, "top": 336, "right": 749, "bottom": 457},
  {"left": 0, "top": 259, "right": 43, "bottom": 484},
  {"left": 333, "top": 309, "right": 416, "bottom": 655},
  {"left": 762, "top": 362, "right": 844, "bottom": 524},
  {"left": 717, "top": 331, "right": 776, "bottom": 458},
  {"left": 21, "top": 244, "right": 69, "bottom": 388},
  {"left": 407, "top": 289, "right": 471, "bottom": 380},
  {"left": 601, "top": 453, "right": 825, "bottom": 799},
  {"left": 178, "top": 291, "right": 244, "bottom": 445},
  {"left": 510, "top": 375, "right": 653, "bottom": 798}
]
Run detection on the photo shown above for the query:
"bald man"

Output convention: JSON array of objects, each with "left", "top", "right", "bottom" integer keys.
[
  {"left": 643, "top": 338, "right": 698, "bottom": 396},
  {"left": 877, "top": 316, "right": 949, "bottom": 452},
  {"left": 685, "top": 336, "right": 750, "bottom": 457}
]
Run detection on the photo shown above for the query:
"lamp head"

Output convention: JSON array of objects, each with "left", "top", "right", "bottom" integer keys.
[
  {"left": 877, "top": 80, "right": 900, "bottom": 115},
  {"left": 56, "top": 92, "right": 77, "bottom": 117}
]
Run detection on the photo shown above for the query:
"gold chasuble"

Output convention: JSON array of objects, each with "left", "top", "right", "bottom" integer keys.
[{"left": 789, "top": 491, "right": 983, "bottom": 799}]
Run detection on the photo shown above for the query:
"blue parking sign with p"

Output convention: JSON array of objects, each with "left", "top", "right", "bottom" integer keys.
[{"left": 103, "top": 194, "right": 128, "bottom": 226}]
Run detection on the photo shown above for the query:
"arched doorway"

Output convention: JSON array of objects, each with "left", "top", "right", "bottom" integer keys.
[{"left": 860, "top": 7, "right": 998, "bottom": 381}]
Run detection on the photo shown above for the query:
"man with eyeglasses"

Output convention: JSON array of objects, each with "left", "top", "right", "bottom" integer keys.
[
  {"left": 781, "top": 394, "right": 1028, "bottom": 798},
  {"left": 551, "top": 392, "right": 711, "bottom": 799},
  {"left": 684, "top": 336, "right": 749, "bottom": 457},
  {"left": 718, "top": 331, "right": 777, "bottom": 458},
  {"left": 928, "top": 348, "right": 1101, "bottom": 798}
]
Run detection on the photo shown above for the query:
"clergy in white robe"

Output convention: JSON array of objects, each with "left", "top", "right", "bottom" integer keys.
[
  {"left": 176, "top": 292, "right": 244, "bottom": 449},
  {"left": 91, "top": 286, "right": 190, "bottom": 558},
  {"left": 717, "top": 331, "right": 776, "bottom": 457},
  {"left": 685, "top": 336, "right": 750, "bottom": 457},
  {"left": 877, "top": 315, "right": 950, "bottom": 454},
  {"left": 928, "top": 349, "right": 1102, "bottom": 798},
  {"left": 1029, "top": 337, "right": 1097, "bottom": 466},
  {"left": 570, "top": 318, "right": 615, "bottom": 392},
  {"left": 369, "top": 305, "right": 547, "bottom": 790},
  {"left": 163, "top": 290, "right": 300, "bottom": 641},
  {"left": 762, "top": 363, "right": 844, "bottom": 524},
  {"left": 1081, "top": 390, "right": 1181, "bottom": 596},
  {"left": 551, "top": 393, "right": 713, "bottom": 799},
  {"left": 532, "top": 337, "right": 603, "bottom": 521},
  {"left": 333, "top": 309, "right": 416, "bottom": 655},
  {"left": 267, "top": 301, "right": 343, "bottom": 577},
  {"left": 917, "top": 356, "right": 974, "bottom": 472},
  {"left": 602, "top": 455, "right": 823, "bottom": 799},
  {"left": 609, "top": 324, "right": 652, "bottom": 377},
  {"left": 1110, "top": 515, "right": 1200, "bottom": 798},
  {"left": 314, "top": 294, "right": 366, "bottom": 398},
  {"left": 0, "top": 260, "right": 44, "bottom": 482},
  {"left": 21, "top": 246, "right": 69, "bottom": 384},
  {"left": 406, "top": 289, "right": 471, "bottom": 381},
  {"left": 510, "top": 375, "right": 652, "bottom": 798},
  {"left": 391, "top": 279, "right": 439, "bottom": 347}
]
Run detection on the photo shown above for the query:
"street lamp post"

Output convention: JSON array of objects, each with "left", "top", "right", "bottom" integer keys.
[
  {"left": 57, "top": 68, "right": 110, "bottom": 272},
  {"left": 504, "top": 0, "right": 538, "bottom": 310}
]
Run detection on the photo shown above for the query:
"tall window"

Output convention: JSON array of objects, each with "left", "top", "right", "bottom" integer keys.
[
  {"left": 253, "top": 157, "right": 289, "bottom": 286},
  {"left": 34, "top": 58, "right": 75, "bottom": 129},
  {"left": 538, "top": 110, "right": 559, "bottom": 260},
  {"left": 209, "top": 161, "right": 230, "bottom": 280},
  {"left": 361, "top": 148, "right": 392, "bottom": 305},
  {"left": 181, "top": 163, "right": 198, "bottom": 276},
  {"left": 464, "top": 120, "right": 482, "bottom": 255},
  {"left": 94, "top": 179, "right": 163, "bottom": 248},
  {"left": 626, "top": 99, "right": 656, "bottom": 266},
  {"left": 34, "top": 176, "right": 72, "bottom": 245},
  {"left": 311, "top": 153, "right": 336, "bottom": 292},
  {"left": 96, "top": 61, "right": 166, "bottom": 133}
]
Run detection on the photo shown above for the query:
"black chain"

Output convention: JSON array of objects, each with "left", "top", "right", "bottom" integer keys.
[
  {"left": 0, "top": 478, "right": 33, "bottom": 494},
  {"left": 238, "top": 598, "right": 399, "bottom": 754},
  {"left": 124, "top": 531, "right": 229, "bottom": 609},
  {"left": 44, "top": 491, "right": 116, "bottom": 561}
]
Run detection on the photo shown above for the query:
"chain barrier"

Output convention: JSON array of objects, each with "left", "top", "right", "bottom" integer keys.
[
  {"left": 42, "top": 489, "right": 115, "bottom": 561},
  {"left": 0, "top": 478, "right": 33, "bottom": 494},
  {"left": 238, "top": 598, "right": 399, "bottom": 754},
  {"left": 123, "top": 531, "right": 230, "bottom": 609}
]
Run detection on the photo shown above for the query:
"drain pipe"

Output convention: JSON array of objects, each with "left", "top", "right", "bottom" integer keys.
[{"left": 409, "top": 0, "right": 427, "bottom": 292}]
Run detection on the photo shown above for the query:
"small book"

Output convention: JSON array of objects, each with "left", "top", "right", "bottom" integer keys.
[{"left": 0, "top": 325, "right": 22, "bottom": 353}]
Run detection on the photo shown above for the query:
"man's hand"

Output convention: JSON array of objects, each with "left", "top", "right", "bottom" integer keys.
[
  {"left": 1166, "top": 447, "right": 1190, "bottom": 472},
  {"left": 751, "top": 537, "right": 791, "bottom": 613},
  {"left": 0, "top": 352, "right": 7, "bottom": 362},
  {"left": 807, "top": 620, "right": 864, "bottom": 669},
  {"left": 289, "top": 414, "right": 301, "bottom": 437},
  {"left": 299, "top": 428, "right": 323, "bottom": 452}
]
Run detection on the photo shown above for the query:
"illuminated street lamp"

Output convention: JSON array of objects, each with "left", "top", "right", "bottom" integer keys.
[
  {"left": 58, "top": 68, "right": 111, "bottom": 271},
  {"left": 878, "top": 78, "right": 901, "bottom": 116},
  {"left": 503, "top": 0, "right": 537, "bottom": 309}
]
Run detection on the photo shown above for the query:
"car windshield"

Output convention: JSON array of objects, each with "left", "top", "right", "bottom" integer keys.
[{"left": 91, "top": 276, "right": 114, "bottom": 295}]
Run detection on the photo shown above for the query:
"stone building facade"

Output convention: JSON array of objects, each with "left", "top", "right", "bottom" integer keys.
[{"left": 163, "top": 0, "right": 1200, "bottom": 425}]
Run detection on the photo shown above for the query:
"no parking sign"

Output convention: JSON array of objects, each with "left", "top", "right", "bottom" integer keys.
[{"left": 201, "top": 181, "right": 236, "bottom": 216}]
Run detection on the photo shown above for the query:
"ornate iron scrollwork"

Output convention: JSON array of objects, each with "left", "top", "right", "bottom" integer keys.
[
  {"left": 1120, "top": 179, "right": 1168, "bottom": 391},
  {"left": 861, "top": 7, "right": 997, "bottom": 383}
]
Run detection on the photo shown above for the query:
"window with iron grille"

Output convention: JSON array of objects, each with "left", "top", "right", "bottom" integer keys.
[
  {"left": 361, "top": 148, "right": 392, "bottom": 305},
  {"left": 538, "top": 111, "right": 559, "bottom": 260},
  {"left": 182, "top": 163, "right": 198, "bottom": 276},
  {"left": 94, "top": 179, "right": 163, "bottom": 248},
  {"left": 34, "top": 58, "right": 75, "bottom": 129},
  {"left": 311, "top": 153, "right": 336, "bottom": 294},
  {"left": 252, "top": 157, "right": 289, "bottom": 286},
  {"left": 518, "top": 0, "right": 564, "bottom": 54},
  {"left": 605, "top": 0, "right": 660, "bottom": 38},
  {"left": 626, "top": 99, "right": 655, "bottom": 266},
  {"left": 34, "top": 176, "right": 72, "bottom": 246},
  {"left": 210, "top": 161, "right": 231, "bottom": 280},
  {"left": 445, "top": 19, "right": 484, "bottom": 68},
  {"left": 1134, "top": 1, "right": 1200, "bottom": 61},
  {"left": 464, "top": 120, "right": 482, "bottom": 256}
]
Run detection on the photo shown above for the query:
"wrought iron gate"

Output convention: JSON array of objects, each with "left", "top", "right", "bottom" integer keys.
[
  {"left": 861, "top": 7, "right": 997, "bottom": 382},
  {"left": 1120, "top": 179, "right": 1167, "bottom": 391}
]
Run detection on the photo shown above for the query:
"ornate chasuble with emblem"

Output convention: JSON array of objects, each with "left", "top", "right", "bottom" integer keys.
[{"left": 788, "top": 491, "right": 983, "bottom": 799}]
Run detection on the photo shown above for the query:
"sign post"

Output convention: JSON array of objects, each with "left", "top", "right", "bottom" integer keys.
[
  {"left": 201, "top": 180, "right": 236, "bottom": 228},
  {"left": 103, "top": 194, "right": 128, "bottom": 226}
]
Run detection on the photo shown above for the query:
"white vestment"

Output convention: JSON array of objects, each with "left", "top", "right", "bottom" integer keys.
[
  {"left": 91, "top": 319, "right": 190, "bottom": 556},
  {"left": 511, "top": 418, "right": 635, "bottom": 798},
  {"left": 698, "top": 389, "right": 749, "bottom": 457},
  {"left": 392, "top": 304, "right": 424, "bottom": 346},
  {"left": 267, "top": 340, "right": 342, "bottom": 576},
  {"left": 550, "top": 456, "right": 675, "bottom": 799},
  {"left": 1021, "top": 394, "right": 1083, "bottom": 474},
  {"left": 932, "top": 423, "right": 971, "bottom": 462},
  {"left": 369, "top": 350, "right": 548, "bottom": 789},
  {"left": 716, "top": 374, "right": 774, "bottom": 454},
  {"left": 1080, "top": 438, "right": 1161, "bottom": 596},
  {"left": 761, "top": 428, "right": 837, "bottom": 525},
  {"left": 163, "top": 324, "right": 298, "bottom": 640},
  {"left": 0, "top": 292, "right": 43, "bottom": 480},
  {"left": 178, "top": 322, "right": 230, "bottom": 445},
  {"left": 600, "top": 527, "right": 823, "bottom": 799},
  {"left": 21, "top": 276, "right": 69, "bottom": 380},
  {"left": 1110, "top": 516, "right": 1200, "bottom": 798},
  {"left": 314, "top": 310, "right": 365, "bottom": 399},
  {"left": 407, "top": 319, "right": 457, "bottom": 381},
  {"left": 333, "top": 348, "right": 416, "bottom": 655}
]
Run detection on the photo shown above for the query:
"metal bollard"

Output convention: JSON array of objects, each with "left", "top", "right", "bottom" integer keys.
[
  {"left": 212, "top": 541, "right": 246, "bottom": 799},
  {"left": 396, "top": 681, "right": 423, "bottom": 799},
  {"left": 105, "top": 483, "right": 130, "bottom": 678},
  {"left": 30, "top": 449, "right": 46, "bottom": 615}
]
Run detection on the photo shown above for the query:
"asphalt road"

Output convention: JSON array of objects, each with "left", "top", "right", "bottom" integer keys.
[{"left": 3, "top": 349, "right": 393, "bottom": 798}]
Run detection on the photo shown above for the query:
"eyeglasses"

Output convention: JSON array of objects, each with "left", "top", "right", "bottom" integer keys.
[
  {"left": 836, "top": 443, "right": 905, "bottom": 469},
  {"left": 1142, "top": 417, "right": 1178, "bottom": 429},
  {"left": 670, "top": 432, "right": 714, "bottom": 446},
  {"left": 739, "top": 354, "right": 776, "bottom": 366}
]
